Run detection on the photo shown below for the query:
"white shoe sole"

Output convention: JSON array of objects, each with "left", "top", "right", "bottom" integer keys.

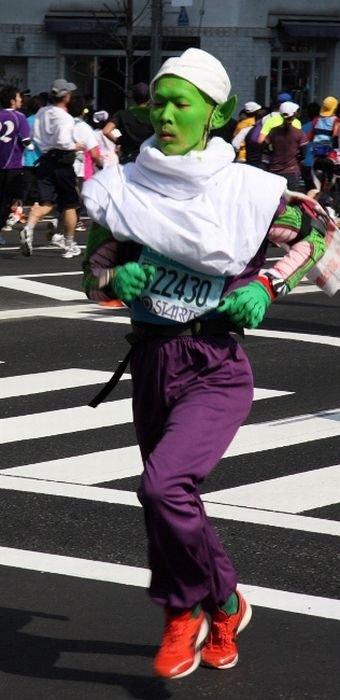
[{"left": 62, "top": 249, "right": 81, "bottom": 259}]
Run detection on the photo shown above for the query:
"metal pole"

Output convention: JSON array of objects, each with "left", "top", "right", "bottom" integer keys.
[
  {"left": 125, "top": 0, "right": 134, "bottom": 106},
  {"left": 150, "top": 0, "right": 163, "bottom": 79}
]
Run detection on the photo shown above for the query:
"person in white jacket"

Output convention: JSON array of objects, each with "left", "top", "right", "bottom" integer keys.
[{"left": 81, "top": 48, "right": 329, "bottom": 682}]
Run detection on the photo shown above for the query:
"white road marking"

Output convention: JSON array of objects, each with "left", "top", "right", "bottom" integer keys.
[
  {"left": 0, "top": 474, "right": 339, "bottom": 537},
  {"left": 252, "top": 388, "right": 292, "bottom": 400},
  {"left": 0, "top": 545, "right": 338, "bottom": 620},
  {"left": 0, "top": 386, "right": 292, "bottom": 446},
  {"left": 2, "top": 307, "right": 338, "bottom": 342},
  {"left": 0, "top": 399, "right": 133, "bottom": 444},
  {"left": 0, "top": 389, "right": 288, "bottom": 482},
  {"left": 0, "top": 368, "right": 130, "bottom": 399},
  {"left": 0, "top": 476, "right": 139, "bottom": 505},
  {"left": 19, "top": 272, "right": 82, "bottom": 278},
  {"left": 0, "top": 304, "right": 129, "bottom": 322},
  {"left": 0, "top": 369, "right": 287, "bottom": 403},
  {"left": 0, "top": 275, "right": 85, "bottom": 301},
  {"left": 247, "top": 329, "right": 340, "bottom": 347},
  {"left": 222, "top": 408, "right": 340, "bottom": 458},
  {"left": 203, "top": 464, "right": 340, "bottom": 513},
  {"left": 2, "top": 446, "right": 143, "bottom": 484},
  {"left": 0, "top": 245, "right": 86, "bottom": 252},
  {"left": 203, "top": 502, "right": 340, "bottom": 537},
  {"left": 238, "top": 583, "right": 340, "bottom": 621}
]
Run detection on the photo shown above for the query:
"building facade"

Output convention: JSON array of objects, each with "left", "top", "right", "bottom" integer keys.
[{"left": 0, "top": 0, "right": 339, "bottom": 116}]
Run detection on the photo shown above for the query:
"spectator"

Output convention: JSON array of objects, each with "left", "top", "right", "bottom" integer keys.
[
  {"left": 102, "top": 82, "right": 154, "bottom": 163},
  {"left": 232, "top": 101, "right": 261, "bottom": 162},
  {"left": 20, "top": 79, "right": 83, "bottom": 259},
  {"left": 0, "top": 85, "right": 31, "bottom": 244},
  {"left": 257, "top": 92, "right": 301, "bottom": 145},
  {"left": 301, "top": 102, "right": 320, "bottom": 192},
  {"left": 266, "top": 101, "right": 307, "bottom": 190},
  {"left": 307, "top": 96, "right": 339, "bottom": 159},
  {"left": 68, "top": 94, "right": 103, "bottom": 233},
  {"left": 231, "top": 102, "right": 263, "bottom": 164},
  {"left": 83, "top": 94, "right": 95, "bottom": 127},
  {"left": 22, "top": 96, "right": 42, "bottom": 205},
  {"left": 68, "top": 95, "right": 103, "bottom": 179},
  {"left": 244, "top": 108, "right": 268, "bottom": 169},
  {"left": 334, "top": 102, "right": 340, "bottom": 142},
  {"left": 92, "top": 110, "right": 120, "bottom": 167},
  {"left": 37, "top": 91, "right": 50, "bottom": 107}
]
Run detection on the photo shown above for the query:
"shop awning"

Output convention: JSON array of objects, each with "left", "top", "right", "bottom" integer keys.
[
  {"left": 280, "top": 20, "right": 340, "bottom": 39},
  {"left": 44, "top": 12, "right": 126, "bottom": 34}
]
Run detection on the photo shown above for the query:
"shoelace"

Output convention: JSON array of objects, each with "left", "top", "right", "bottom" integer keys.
[{"left": 206, "top": 616, "right": 236, "bottom": 649}]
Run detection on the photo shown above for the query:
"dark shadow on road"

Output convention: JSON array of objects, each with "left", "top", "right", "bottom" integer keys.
[{"left": 0, "top": 607, "right": 171, "bottom": 699}]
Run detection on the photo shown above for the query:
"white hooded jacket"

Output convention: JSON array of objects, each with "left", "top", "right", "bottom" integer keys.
[{"left": 82, "top": 136, "right": 286, "bottom": 276}]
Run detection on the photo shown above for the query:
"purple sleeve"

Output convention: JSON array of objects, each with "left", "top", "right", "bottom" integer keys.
[{"left": 18, "top": 112, "right": 30, "bottom": 140}]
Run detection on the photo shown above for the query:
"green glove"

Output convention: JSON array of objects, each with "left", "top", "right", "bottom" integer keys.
[
  {"left": 217, "top": 280, "right": 272, "bottom": 329},
  {"left": 112, "top": 262, "right": 156, "bottom": 303}
]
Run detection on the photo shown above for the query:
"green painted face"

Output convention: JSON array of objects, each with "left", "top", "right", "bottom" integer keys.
[{"left": 150, "top": 76, "right": 215, "bottom": 155}]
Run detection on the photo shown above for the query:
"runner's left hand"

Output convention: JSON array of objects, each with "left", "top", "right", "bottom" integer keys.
[{"left": 217, "top": 281, "right": 271, "bottom": 329}]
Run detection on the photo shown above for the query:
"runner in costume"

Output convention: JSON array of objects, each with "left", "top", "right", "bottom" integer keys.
[{"left": 81, "top": 49, "right": 329, "bottom": 680}]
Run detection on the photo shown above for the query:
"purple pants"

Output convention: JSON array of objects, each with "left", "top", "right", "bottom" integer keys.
[{"left": 130, "top": 334, "right": 253, "bottom": 612}]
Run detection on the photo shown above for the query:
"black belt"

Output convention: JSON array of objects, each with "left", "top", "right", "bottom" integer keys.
[
  {"left": 89, "top": 317, "right": 243, "bottom": 408},
  {"left": 130, "top": 317, "right": 242, "bottom": 338}
]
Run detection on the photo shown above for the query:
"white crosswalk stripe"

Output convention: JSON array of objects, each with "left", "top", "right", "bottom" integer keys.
[
  {"left": 0, "top": 373, "right": 291, "bottom": 445},
  {"left": 203, "top": 463, "right": 340, "bottom": 513},
  {"left": 0, "top": 367, "right": 339, "bottom": 524},
  {"left": 0, "top": 361, "right": 339, "bottom": 621},
  {"left": 0, "top": 275, "right": 85, "bottom": 301},
  {"left": 0, "top": 368, "right": 130, "bottom": 399}
]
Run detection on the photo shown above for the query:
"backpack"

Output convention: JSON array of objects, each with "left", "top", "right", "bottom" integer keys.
[{"left": 312, "top": 115, "right": 337, "bottom": 157}]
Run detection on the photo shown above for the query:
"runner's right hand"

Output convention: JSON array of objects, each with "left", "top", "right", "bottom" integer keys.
[{"left": 112, "top": 262, "right": 155, "bottom": 303}]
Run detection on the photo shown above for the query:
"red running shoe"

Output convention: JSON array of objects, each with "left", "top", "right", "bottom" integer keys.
[
  {"left": 201, "top": 591, "right": 252, "bottom": 669},
  {"left": 154, "top": 608, "right": 209, "bottom": 679}
]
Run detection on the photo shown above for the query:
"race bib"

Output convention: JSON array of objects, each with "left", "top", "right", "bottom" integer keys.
[{"left": 138, "top": 247, "right": 225, "bottom": 323}]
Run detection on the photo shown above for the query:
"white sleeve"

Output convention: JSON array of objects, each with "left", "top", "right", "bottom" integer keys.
[
  {"left": 231, "top": 126, "right": 251, "bottom": 151},
  {"left": 76, "top": 122, "right": 99, "bottom": 151},
  {"left": 82, "top": 176, "right": 118, "bottom": 231}
]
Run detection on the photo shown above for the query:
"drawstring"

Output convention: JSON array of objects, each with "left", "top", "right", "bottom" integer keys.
[{"left": 88, "top": 346, "right": 133, "bottom": 408}]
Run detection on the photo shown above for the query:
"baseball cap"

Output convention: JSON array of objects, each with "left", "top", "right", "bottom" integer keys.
[
  {"left": 279, "top": 101, "right": 300, "bottom": 118},
  {"left": 278, "top": 92, "right": 293, "bottom": 103},
  {"left": 93, "top": 110, "right": 109, "bottom": 124},
  {"left": 51, "top": 79, "right": 77, "bottom": 97},
  {"left": 320, "top": 96, "right": 338, "bottom": 117},
  {"left": 244, "top": 101, "right": 261, "bottom": 113}
]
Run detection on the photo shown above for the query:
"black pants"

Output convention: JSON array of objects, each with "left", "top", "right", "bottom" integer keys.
[
  {"left": 22, "top": 167, "right": 39, "bottom": 205},
  {"left": 37, "top": 152, "right": 79, "bottom": 212},
  {"left": 0, "top": 168, "right": 24, "bottom": 229}
]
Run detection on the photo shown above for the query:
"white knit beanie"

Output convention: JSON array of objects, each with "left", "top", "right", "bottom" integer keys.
[{"left": 150, "top": 48, "right": 231, "bottom": 105}]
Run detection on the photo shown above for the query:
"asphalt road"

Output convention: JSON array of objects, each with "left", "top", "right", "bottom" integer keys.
[{"left": 0, "top": 222, "right": 339, "bottom": 700}]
